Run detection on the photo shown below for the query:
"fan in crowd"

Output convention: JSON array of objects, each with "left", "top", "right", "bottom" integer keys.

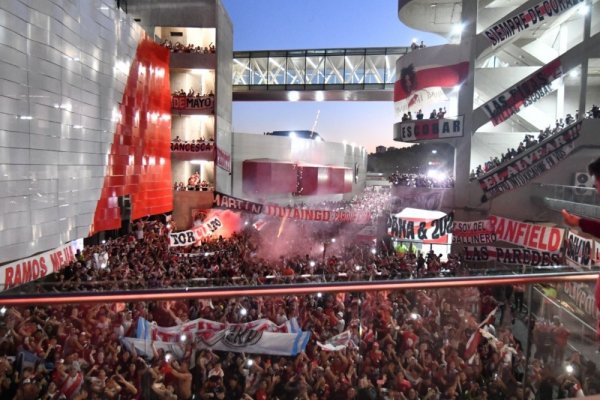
[{"left": 172, "top": 89, "right": 215, "bottom": 97}]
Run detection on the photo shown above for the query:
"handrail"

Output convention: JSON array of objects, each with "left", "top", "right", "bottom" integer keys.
[{"left": 0, "top": 271, "right": 596, "bottom": 306}]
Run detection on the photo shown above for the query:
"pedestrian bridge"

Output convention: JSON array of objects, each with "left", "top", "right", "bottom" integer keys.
[{"left": 232, "top": 47, "right": 409, "bottom": 101}]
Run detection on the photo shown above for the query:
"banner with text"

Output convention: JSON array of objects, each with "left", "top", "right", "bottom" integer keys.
[
  {"left": 566, "top": 230, "right": 594, "bottom": 269},
  {"left": 463, "top": 245, "right": 560, "bottom": 266},
  {"left": 171, "top": 95, "right": 214, "bottom": 112},
  {"left": 394, "top": 116, "right": 464, "bottom": 142},
  {"left": 482, "top": 0, "right": 584, "bottom": 48},
  {"left": 479, "top": 122, "right": 581, "bottom": 199},
  {"left": 170, "top": 141, "right": 213, "bottom": 153},
  {"left": 452, "top": 219, "right": 496, "bottom": 245},
  {"left": 168, "top": 216, "right": 223, "bottom": 247},
  {"left": 0, "top": 242, "right": 79, "bottom": 290},
  {"left": 488, "top": 215, "right": 564, "bottom": 252},
  {"left": 387, "top": 212, "right": 453, "bottom": 244},
  {"left": 481, "top": 59, "right": 563, "bottom": 126},
  {"left": 213, "top": 192, "right": 263, "bottom": 214},
  {"left": 394, "top": 44, "right": 470, "bottom": 116},
  {"left": 216, "top": 146, "right": 232, "bottom": 172}
]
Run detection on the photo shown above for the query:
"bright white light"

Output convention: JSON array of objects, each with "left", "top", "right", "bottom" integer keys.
[
  {"left": 412, "top": 38, "right": 418, "bottom": 43},
  {"left": 18, "top": 115, "right": 33, "bottom": 120},
  {"left": 331, "top": 238, "right": 336, "bottom": 243},
  {"left": 180, "top": 334, "right": 187, "bottom": 342},
  {"left": 166, "top": 224, "right": 171, "bottom": 230},
  {"left": 73, "top": 125, "right": 83, "bottom": 129},
  {"left": 317, "top": 292, "right": 323, "bottom": 298},
  {"left": 0, "top": 307, "right": 6, "bottom": 316},
  {"left": 190, "top": 160, "right": 206, "bottom": 165},
  {"left": 289, "top": 131, "right": 297, "bottom": 139},
  {"left": 410, "top": 313, "right": 419, "bottom": 320},
  {"left": 432, "top": 150, "right": 438, "bottom": 154},
  {"left": 288, "top": 91, "right": 300, "bottom": 101},
  {"left": 355, "top": 265, "right": 362, "bottom": 271},
  {"left": 569, "top": 70, "right": 579, "bottom": 78},
  {"left": 244, "top": 221, "right": 249, "bottom": 226},
  {"left": 240, "top": 308, "right": 247, "bottom": 316},
  {"left": 101, "top": 240, "right": 106, "bottom": 244},
  {"left": 566, "top": 364, "right": 574, "bottom": 374},
  {"left": 452, "top": 84, "right": 461, "bottom": 93},
  {"left": 451, "top": 24, "right": 464, "bottom": 35},
  {"left": 315, "top": 91, "right": 325, "bottom": 102},
  {"left": 309, "top": 261, "right": 316, "bottom": 267},
  {"left": 371, "top": 248, "right": 377, "bottom": 255},
  {"left": 247, "top": 359, "right": 254, "bottom": 367},
  {"left": 428, "top": 170, "right": 447, "bottom": 181},
  {"left": 165, "top": 353, "right": 173, "bottom": 362},
  {"left": 204, "top": 252, "right": 210, "bottom": 257},
  {"left": 579, "top": 4, "right": 590, "bottom": 15},
  {"left": 115, "top": 60, "right": 131, "bottom": 74}
]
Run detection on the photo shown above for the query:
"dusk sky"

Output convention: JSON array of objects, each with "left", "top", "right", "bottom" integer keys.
[{"left": 221, "top": 0, "right": 447, "bottom": 153}]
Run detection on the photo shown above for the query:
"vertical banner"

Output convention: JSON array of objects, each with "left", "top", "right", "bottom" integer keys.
[{"left": 565, "top": 231, "right": 594, "bottom": 268}]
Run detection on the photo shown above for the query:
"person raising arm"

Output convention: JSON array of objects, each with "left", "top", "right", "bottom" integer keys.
[{"left": 562, "top": 157, "right": 600, "bottom": 237}]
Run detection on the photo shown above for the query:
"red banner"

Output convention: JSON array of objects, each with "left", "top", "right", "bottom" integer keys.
[{"left": 488, "top": 215, "right": 564, "bottom": 252}]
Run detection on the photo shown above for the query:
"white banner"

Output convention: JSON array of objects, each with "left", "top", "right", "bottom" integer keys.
[
  {"left": 317, "top": 330, "right": 355, "bottom": 352},
  {"left": 566, "top": 230, "right": 594, "bottom": 268},
  {"left": 137, "top": 317, "right": 301, "bottom": 342},
  {"left": 488, "top": 215, "right": 564, "bottom": 253},
  {"left": 0, "top": 242, "right": 79, "bottom": 290},
  {"left": 452, "top": 219, "right": 496, "bottom": 245},
  {"left": 168, "top": 217, "right": 223, "bottom": 247}
]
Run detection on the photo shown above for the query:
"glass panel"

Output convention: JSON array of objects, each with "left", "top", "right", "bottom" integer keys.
[
  {"left": 344, "top": 55, "right": 364, "bottom": 84},
  {"left": 232, "top": 58, "right": 250, "bottom": 85},
  {"left": 365, "top": 54, "right": 385, "bottom": 84},
  {"left": 385, "top": 54, "right": 399, "bottom": 83},
  {"left": 306, "top": 55, "right": 325, "bottom": 84},
  {"left": 249, "top": 57, "right": 268, "bottom": 85},
  {"left": 324, "top": 55, "right": 344, "bottom": 84},
  {"left": 268, "top": 56, "right": 286, "bottom": 85},
  {"left": 287, "top": 57, "right": 305, "bottom": 84}
]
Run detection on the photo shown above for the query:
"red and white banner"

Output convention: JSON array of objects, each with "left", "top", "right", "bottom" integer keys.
[
  {"left": 168, "top": 216, "right": 223, "bottom": 247},
  {"left": 0, "top": 242, "right": 79, "bottom": 290},
  {"left": 171, "top": 95, "right": 214, "bottom": 112},
  {"left": 170, "top": 141, "right": 213, "bottom": 153},
  {"left": 393, "top": 116, "right": 464, "bottom": 142},
  {"left": 134, "top": 317, "right": 309, "bottom": 357},
  {"left": 137, "top": 317, "right": 301, "bottom": 342},
  {"left": 488, "top": 215, "right": 564, "bottom": 252},
  {"left": 216, "top": 146, "right": 232, "bottom": 172},
  {"left": 263, "top": 204, "right": 371, "bottom": 224},
  {"left": 566, "top": 230, "right": 594, "bottom": 268},
  {"left": 481, "top": 59, "right": 563, "bottom": 126},
  {"left": 317, "top": 330, "right": 355, "bottom": 352},
  {"left": 394, "top": 44, "right": 469, "bottom": 116},
  {"left": 387, "top": 212, "right": 453, "bottom": 244},
  {"left": 452, "top": 219, "right": 496, "bottom": 245},
  {"left": 479, "top": 122, "right": 581, "bottom": 199},
  {"left": 463, "top": 245, "right": 560, "bottom": 266},
  {"left": 482, "top": 0, "right": 584, "bottom": 47}
]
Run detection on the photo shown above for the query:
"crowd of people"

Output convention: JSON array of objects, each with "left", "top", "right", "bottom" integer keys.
[
  {"left": 172, "top": 89, "right": 215, "bottom": 98},
  {"left": 0, "top": 186, "right": 595, "bottom": 399},
  {"left": 388, "top": 173, "right": 455, "bottom": 189},
  {"left": 161, "top": 40, "right": 216, "bottom": 54},
  {"left": 470, "top": 106, "right": 598, "bottom": 180},
  {"left": 172, "top": 137, "right": 215, "bottom": 145},
  {"left": 173, "top": 172, "right": 212, "bottom": 192},
  {"left": 400, "top": 108, "right": 447, "bottom": 122}
]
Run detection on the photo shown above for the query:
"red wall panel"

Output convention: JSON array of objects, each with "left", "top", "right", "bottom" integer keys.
[
  {"left": 91, "top": 38, "right": 173, "bottom": 234},
  {"left": 242, "top": 160, "right": 296, "bottom": 195}
]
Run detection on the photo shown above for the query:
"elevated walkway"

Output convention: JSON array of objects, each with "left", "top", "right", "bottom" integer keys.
[{"left": 232, "top": 47, "right": 408, "bottom": 101}]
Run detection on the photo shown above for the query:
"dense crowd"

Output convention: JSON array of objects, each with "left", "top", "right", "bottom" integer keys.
[
  {"left": 0, "top": 187, "right": 595, "bottom": 399},
  {"left": 161, "top": 40, "right": 216, "bottom": 54},
  {"left": 172, "top": 89, "right": 215, "bottom": 98},
  {"left": 173, "top": 172, "right": 212, "bottom": 192},
  {"left": 388, "top": 173, "right": 455, "bottom": 189},
  {"left": 470, "top": 106, "right": 598, "bottom": 180}
]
